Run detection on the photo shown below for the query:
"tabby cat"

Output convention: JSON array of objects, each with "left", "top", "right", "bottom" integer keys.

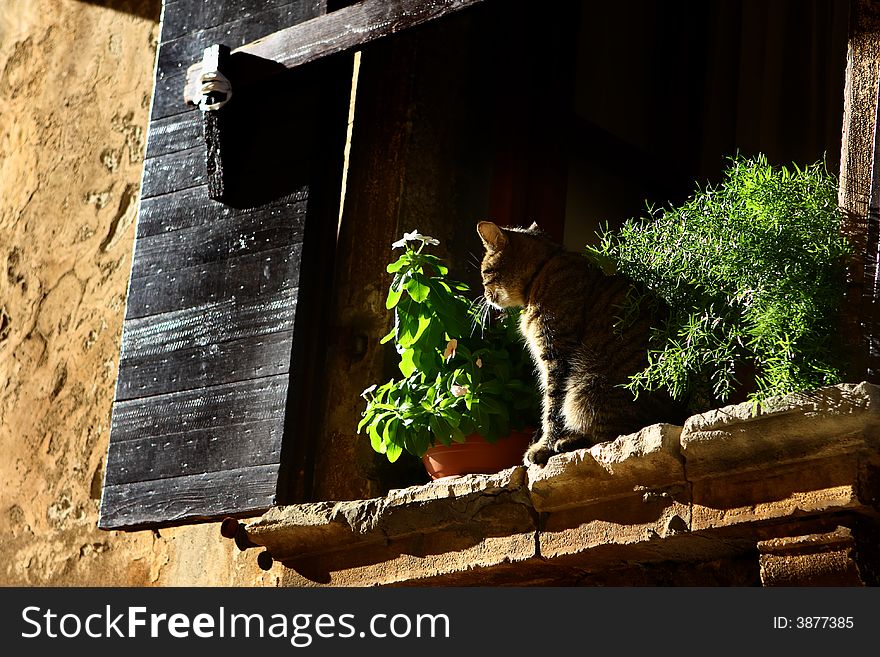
[{"left": 477, "top": 221, "right": 683, "bottom": 466}]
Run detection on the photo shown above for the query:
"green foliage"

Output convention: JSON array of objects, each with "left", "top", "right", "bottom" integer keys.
[
  {"left": 586, "top": 154, "right": 850, "bottom": 405},
  {"left": 359, "top": 232, "right": 540, "bottom": 462}
]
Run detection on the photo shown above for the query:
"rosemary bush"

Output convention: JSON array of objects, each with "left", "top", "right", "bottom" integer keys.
[{"left": 587, "top": 154, "right": 850, "bottom": 404}]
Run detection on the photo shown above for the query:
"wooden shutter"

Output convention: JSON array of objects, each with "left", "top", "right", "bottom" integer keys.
[
  {"left": 99, "top": 0, "right": 349, "bottom": 530},
  {"left": 99, "top": 0, "right": 488, "bottom": 530}
]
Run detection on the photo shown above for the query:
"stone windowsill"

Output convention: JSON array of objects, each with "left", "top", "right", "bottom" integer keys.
[{"left": 234, "top": 382, "right": 880, "bottom": 585}]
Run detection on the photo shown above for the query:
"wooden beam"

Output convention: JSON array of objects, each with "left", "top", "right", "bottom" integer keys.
[
  {"left": 182, "top": 0, "right": 486, "bottom": 105},
  {"left": 839, "top": 0, "right": 880, "bottom": 382}
]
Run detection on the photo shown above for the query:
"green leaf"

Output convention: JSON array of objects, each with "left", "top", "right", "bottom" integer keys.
[
  {"left": 441, "top": 407, "right": 461, "bottom": 426},
  {"left": 459, "top": 416, "right": 476, "bottom": 437},
  {"left": 429, "top": 415, "right": 452, "bottom": 445},
  {"left": 406, "top": 428, "right": 431, "bottom": 457},
  {"left": 424, "top": 281, "right": 469, "bottom": 336},
  {"left": 382, "top": 421, "right": 400, "bottom": 461},
  {"left": 386, "top": 285, "right": 404, "bottom": 309},
  {"left": 421, "top": 254, "right": 450, "bottom": 276},
  {"left": 369, "top": 424, "right": 383, "bottom": 452},
  {"left": 360, "top": 410, "right": 393, "bottom": 434},
  {"left": 479, "top": 396, "right": 503, "bottom": 414},
  {"left": 405, "top": 273, "right": 431, "bottom": 303},
  {"left": 379, "top": 327, "right": 395, "bottom": 344},
  {"left": 397, "top": 310, "right": 419, "bottom": 348},
  {"left": 387, "top": 257, "right": 407, "bottom": 273},
  {"left": 383, "top": 421, "right": 406, "bottom": 462},
  {"left": 472, "top": 402, "right": 485, "bottom": 429},
  {"left": 399, "top": 349, "right": 417, "bottom": 377},
  {"left": 410, "top": 313, "right": 432, "bottom": 346},
  {"left": 386, "top": 439, "right": 403, "bottom": 463},
  {"left": 450, "top": 424, "right": 466, "bottom": 443}
]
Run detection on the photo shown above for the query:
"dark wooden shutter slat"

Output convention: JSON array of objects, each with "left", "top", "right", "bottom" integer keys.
[
  {"left": 152, "top": 74, "right": 194, "bottom": 122},
  {"left": 109, "top": 375, "right": 289, "bottom": 444},
  {"left": 119, "top": 294, "right": 297, "bottom": 362},
  {"left": 145, "top": 112, "right": 202, "bottom": 159},
  {"left": 137, "top": 187, "right": 308, "bottom": 239},
  {"left": 129, "top": 209, "right": 306, "bottom": 279},
  {"left": 115, "top": 330, "right": 294, "bottom": 401},
  {"left": 125, "top": 245, "right": 301, "bottom": 320},
  {"left": 141, "top": 147, "right": 207, "bottom": 198},
  {"left": 104, "top": 419, "right": 285, "bottom": 486},
  {"left": 99, "top": 464, "right": 281, "bottom": 530}
]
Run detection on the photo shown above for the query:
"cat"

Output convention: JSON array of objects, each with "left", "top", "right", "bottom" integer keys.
[{"left": 477, "top": 220, "right": 683, "bottom": 466}]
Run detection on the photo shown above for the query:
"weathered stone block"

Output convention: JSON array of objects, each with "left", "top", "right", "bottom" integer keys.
[
  {"left": 527, "top": 423, "right": 685, "bottom": 513},
  {"left": 758, "top": 526, "right": 865, "bottom": 586},
  {"left": 681, "top": 382, "right": 880, "bottom": 479},
  {"left": 539, "top": 495, "right": 692, "bottom": 560},
  {"left": 286, "top": 531, "right": 539, "bottom": 586},
  {"left": 244, "top": 466, "right": 537, "bottom": 584},
  {"left": 691, "top": 455, "right": 864, "bottom": 532}
]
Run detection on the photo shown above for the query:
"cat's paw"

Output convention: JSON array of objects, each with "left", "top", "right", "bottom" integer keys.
[
  {"left": 523, "top": 440, "right": 554, "bottom": 467},
  {"left": 551, "top": 433, "right": 597, "bottom": 455}
]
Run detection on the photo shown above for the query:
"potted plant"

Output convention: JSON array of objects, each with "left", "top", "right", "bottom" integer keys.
[{"left": 358, "top": 231, "right": 540, "bottom": 478}]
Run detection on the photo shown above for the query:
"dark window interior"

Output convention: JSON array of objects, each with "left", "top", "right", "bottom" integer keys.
[
  {"left": 415, "top": 0, "right": 849, "bottom": 256},
  {"left": 562, "top": 0, "right": 849, "bottom": 251}
]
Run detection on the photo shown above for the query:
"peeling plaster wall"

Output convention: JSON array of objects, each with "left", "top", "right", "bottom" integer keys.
[{"left": 0, "top": 0, "right": 279, "bottom": 586}]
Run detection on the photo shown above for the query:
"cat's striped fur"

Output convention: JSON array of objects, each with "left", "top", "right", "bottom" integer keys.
[{"left": 477, "top": 221, "right": 683, "bottom": 466}]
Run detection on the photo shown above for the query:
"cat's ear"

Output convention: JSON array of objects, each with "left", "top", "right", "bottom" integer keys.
[
  {"left": 528, "top": 221, "right": 540, "bottom": 232},
  {"left": 477, "top": 221, "right": 507, "bottom": 251}
]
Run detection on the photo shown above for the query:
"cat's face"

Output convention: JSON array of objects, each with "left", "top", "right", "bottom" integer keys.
[{"left": 477, "top": 221, "right": 541, "bottom": 309}]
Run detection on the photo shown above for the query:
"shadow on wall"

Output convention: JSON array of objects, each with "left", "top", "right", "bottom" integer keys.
[{"left": 74, "top": 0, "right": 161, "bottom": 21}]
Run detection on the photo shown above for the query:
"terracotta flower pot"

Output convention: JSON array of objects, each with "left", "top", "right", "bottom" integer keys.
[{"left": 422, "top": 429, "right": 533, "bottom": 480}]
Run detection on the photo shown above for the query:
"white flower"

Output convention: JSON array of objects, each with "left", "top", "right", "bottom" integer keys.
[
  {"left": 451, "top": 384, "right": 469, "bottom": 397},
  {"left": 392, "top": 230, "right": 440, "bottom": 249}
]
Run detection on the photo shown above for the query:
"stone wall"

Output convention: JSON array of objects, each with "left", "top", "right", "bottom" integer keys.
[{"left": 0, "top": 0, "right": 279, "bottom": 586}]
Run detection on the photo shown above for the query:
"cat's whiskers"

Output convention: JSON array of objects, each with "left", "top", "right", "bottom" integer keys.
[
  {"left": 468, "top": 295, "right": 491, "bottom": 338},
  {"left": 467, "top": 251, "right": 482, "bottom": 272},
  {"left": 482, "top": 297, "right": 492, "bottom": 329}
]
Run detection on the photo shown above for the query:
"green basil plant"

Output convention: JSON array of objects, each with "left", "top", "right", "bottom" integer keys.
[{"left": 358, "top": 231, "right": 540, "bottom": 463}]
